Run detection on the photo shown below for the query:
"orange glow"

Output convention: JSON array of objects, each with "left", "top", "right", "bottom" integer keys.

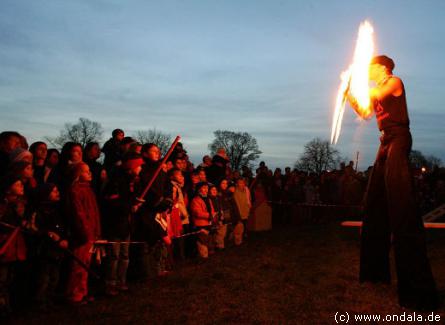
[{"left": 331, "top": 21, "right": 375, "bottom": 144}]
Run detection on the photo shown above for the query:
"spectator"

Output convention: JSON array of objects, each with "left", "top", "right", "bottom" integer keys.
[
  {"left": 209, "top": 184, "right": 226, "bottom": 250},
  {"left": 83, "top": 142, "right": 107, "bottom": 196},
  {"left": 0, "top": 132, "right": 22, "bottom": 177},
  {"left": 29, "top": 142, "right": 47, "bottom": 185},
  {"left": 207, "top": 148, "right": 229, "bottom": 185},
  {"left": 32, "top": 183, "right": 68, "bottom": 310},
  {"left": 43, "top": 149, "right": 60, "bottom": 185},
  {"left": 233, "top": 178, "right": 251, "bottom": 242},
  {"left": 102, "top": 129, "right": 124, "bottom": 171},
  {"left": 0, "top": 175, "right": 27, "bottom": 315},
  {"left": 65, "top": 162, "right": 101, "bottom": 305},
  {"left": 102, "top": 153, "right": 143, "bottom": 296},
  {"left": 190, "top": 182, "right": 214, "bottom": 258}
]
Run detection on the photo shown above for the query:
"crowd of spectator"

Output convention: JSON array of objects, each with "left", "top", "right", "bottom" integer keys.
[{"left": 0, "top": 128, "right": 444, "bottom": 316}]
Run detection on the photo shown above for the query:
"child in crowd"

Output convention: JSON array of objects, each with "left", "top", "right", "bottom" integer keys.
[
  {"left": 190, "top": 182, "right": 214, "bottom": 259},
  {"left": 32, "top": 183, "right": 68, "bottom": 310},
  {"left": 65, "top": 162, "right": 101, "bottom": 305},
  {"left": 209, "top": 184, "right": 226, "bottom": 250},
  {"left": 233, "top": 178, "right": 251, "bottom": 244},
  {"left": 140, "top": 199, "right": 173, "bottom": 276},
  {"left": 169, "top": 168, "right": 189, "bottom": 260}
]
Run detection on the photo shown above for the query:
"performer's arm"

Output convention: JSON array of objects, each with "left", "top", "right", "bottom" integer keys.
[
  {"left": 347, "top": 92, "right": 373, "bottom": 120},
  {"left": 370, "top": 76, "right": 403, "bottom": 101}
]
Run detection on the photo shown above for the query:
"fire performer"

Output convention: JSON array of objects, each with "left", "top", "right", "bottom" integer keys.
[{"left": 347, "top": 55, "right": 438, "bottom": 309}]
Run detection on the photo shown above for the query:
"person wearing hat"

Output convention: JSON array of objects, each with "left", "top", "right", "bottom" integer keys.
[
  {"left": 347, "top": 55, "right": 438, "bottom": 310},
  {"left": 102, "top": 153, "right": 144, "bottom": 295}
]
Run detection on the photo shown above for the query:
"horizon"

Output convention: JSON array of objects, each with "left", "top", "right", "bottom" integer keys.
[{"left": 1, "top": 0, "right": 445, "bottom": 170}]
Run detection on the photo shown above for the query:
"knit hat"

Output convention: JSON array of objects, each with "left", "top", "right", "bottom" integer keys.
[
  {"left": 9, "top": 147, "right": 33, "bottom": 163},
  {"left": 371, "top": 55, "right": 395, "bottom": 72}
]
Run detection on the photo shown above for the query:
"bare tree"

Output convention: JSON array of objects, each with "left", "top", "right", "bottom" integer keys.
[
  {"left": 410, "top": 149, "right": 442, "bottom": 170},
  {"left": 426, "top": 155, "right": 443, "bottom": 170},
  {"left": 295, "top": 138, "right": 341, "bottom": 174},
  {"left": 208, "top": 130, "right": 262, "bottom": 171},
  {"left": 409, "top": 150, "right": 427, "bottom": 169},
  {"left": 134, "top": 129, "right": 172, "bottom": 155},
  {"left": 45, "top": 117, "right": 103, "bottom": 148}
]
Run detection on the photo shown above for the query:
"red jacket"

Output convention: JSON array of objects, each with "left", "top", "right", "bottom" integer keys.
[
  {"left": 66, "top": 182, "right": 101, "bottom": 247},
  {"left": 190, "top": 196, "right": 214, "bottom": 227}
]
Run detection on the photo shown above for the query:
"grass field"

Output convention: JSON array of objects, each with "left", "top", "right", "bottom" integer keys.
[{"left": 7, "top": 221, "right": 445, "bottom": 324}]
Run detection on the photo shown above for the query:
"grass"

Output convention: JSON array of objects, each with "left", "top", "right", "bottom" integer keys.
[{"left": 6, "top": 221, "right": 445, "bottom": 324}]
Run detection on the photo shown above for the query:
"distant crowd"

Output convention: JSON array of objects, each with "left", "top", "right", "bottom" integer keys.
[{"left": 0, "top": 128, "right": 444, "bottom": 315}]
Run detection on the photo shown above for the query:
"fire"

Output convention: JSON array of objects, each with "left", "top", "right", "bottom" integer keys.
[{"left": 331, "top": 21, "right": 375, "bottom": 144}]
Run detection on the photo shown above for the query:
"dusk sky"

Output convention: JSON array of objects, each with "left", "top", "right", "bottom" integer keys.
[{"left": 1, "top": 0, "right": 444, "bottom": 169}]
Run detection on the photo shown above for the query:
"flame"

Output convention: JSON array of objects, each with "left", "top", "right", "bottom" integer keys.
[{"left": 331, "top": 21, "right": 375, "bottom": 144}]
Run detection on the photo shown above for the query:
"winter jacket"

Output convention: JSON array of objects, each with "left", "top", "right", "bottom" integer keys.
[
  {"left": 66, "top": 182, "right": 101, "bottom": 248},
  {"left": 34, "top": 202, "right": 67, "bottom": 260},
  {"left": 219, "top": 190, "right": 241, "bottom": 224},
  {"left": 102, "top": 168, "right": 138, "bottom": 239},
  {"left": 190, "top": 195, "right": 214, "bottom": 227}
]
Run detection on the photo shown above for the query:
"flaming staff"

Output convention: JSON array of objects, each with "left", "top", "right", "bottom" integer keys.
[{"left": 331, "top": 20, "right": 375, "bottom": 145}]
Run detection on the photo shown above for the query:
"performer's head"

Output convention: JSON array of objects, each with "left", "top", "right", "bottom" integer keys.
[{"left": 370, "top": 55, "right": 395, "bottom": 81}]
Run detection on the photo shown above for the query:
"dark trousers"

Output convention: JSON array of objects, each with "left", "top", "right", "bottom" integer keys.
[
  {"left": 34, "top": 259, "right": 61, "bottom": 306},
  {"left": 360, "top": 129, "right": 437, "bottom": 304}
]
